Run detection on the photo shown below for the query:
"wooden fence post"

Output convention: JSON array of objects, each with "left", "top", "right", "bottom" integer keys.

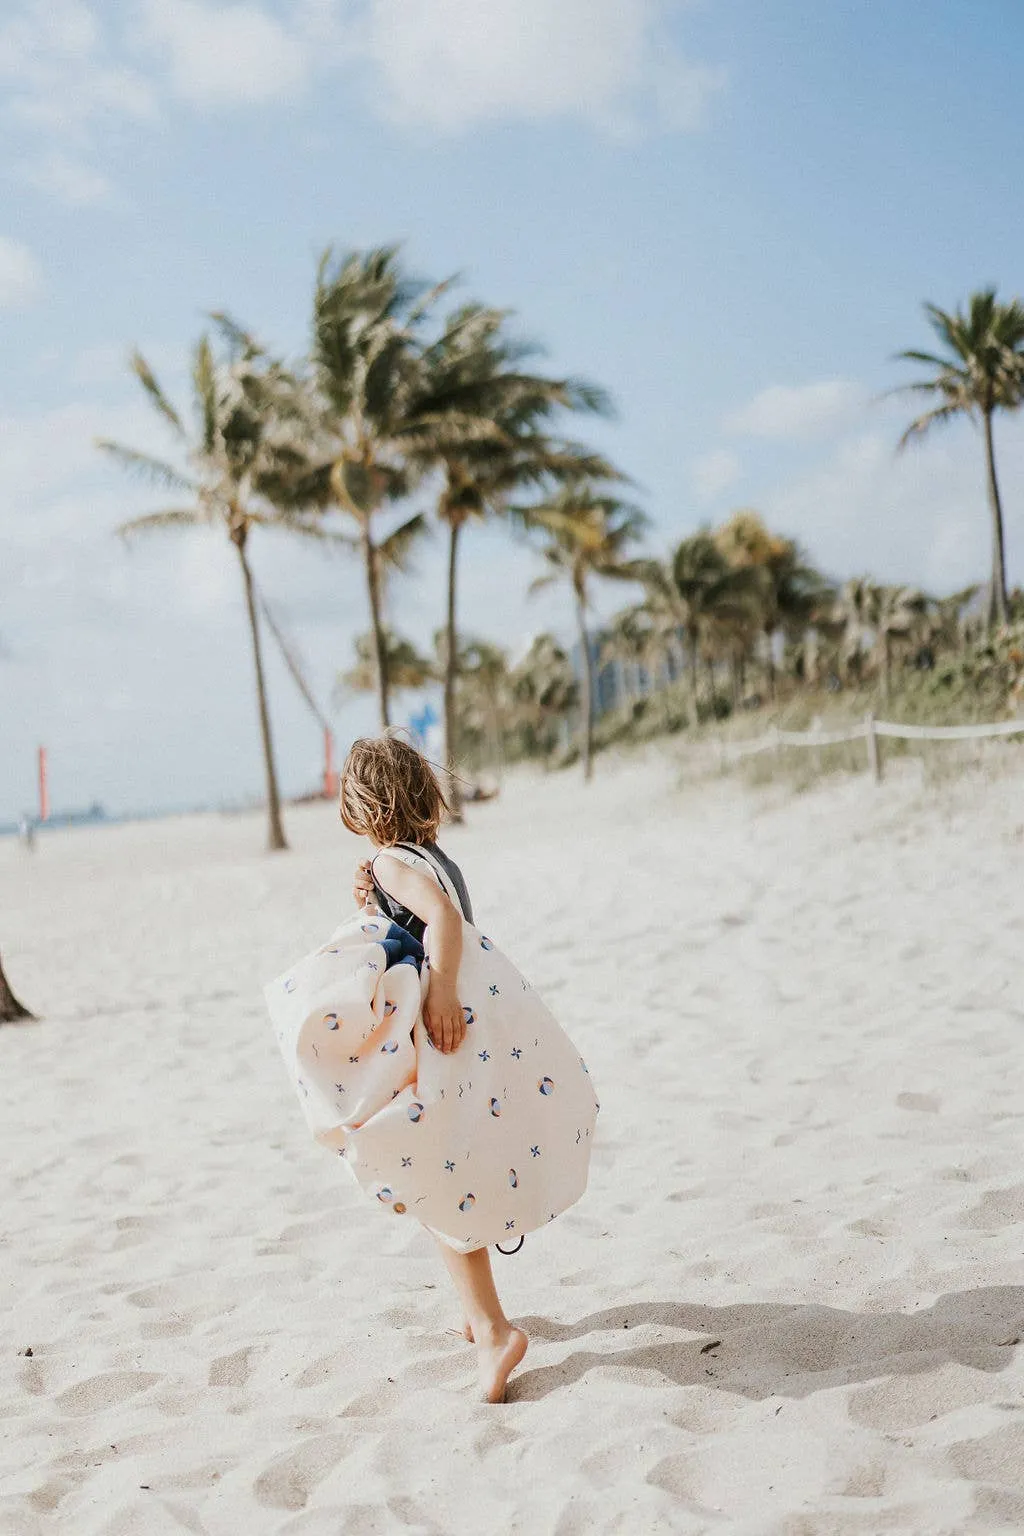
[{"left": 865, "top": 712, "right": 882, "bottom": 783}]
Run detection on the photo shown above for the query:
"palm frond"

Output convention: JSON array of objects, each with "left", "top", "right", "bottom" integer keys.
[
  {"left": 192, "top": 335, "right": 218, "bottom": 455},
  {"left": 209, "top": 310, "right": 264, "bottom": 362},
  {"left": 129, "top": 351, "right": 184, "bottom": 436},
  {"left": 378, "top": 511, "right": 429, "bottom": 573},
  {"left": 406, "top": 273, "right": 460, "bottom": 327},
  {"left": 117, "top": 509, "right": 203, "bottom": 541},
  {"left": 97, "top": 440, "right": 195, "bottom": 493},
  {"left": 897, "top": 402, "right": 966, "bottom": 449}
]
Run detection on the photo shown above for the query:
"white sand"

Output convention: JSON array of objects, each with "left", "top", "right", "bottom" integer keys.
[{"left": 2, "top": 751, "right": 1024, "bottom": 1535}]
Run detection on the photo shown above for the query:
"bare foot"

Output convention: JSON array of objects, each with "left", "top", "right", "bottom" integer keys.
[
  {"left": 475, "top": 1325, "right": 528, "bottom": 1404},
  {"left": 462, "top": 1321, "right": 474, "bottom": 1343}
]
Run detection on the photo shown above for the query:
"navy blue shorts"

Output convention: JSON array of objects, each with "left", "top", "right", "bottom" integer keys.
[{"left": 379, "top": 921, "right": 425, "bottom": 972}]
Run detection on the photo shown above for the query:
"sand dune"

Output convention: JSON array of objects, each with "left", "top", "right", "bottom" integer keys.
[{"left": 2, "top": 752, "right": 1024, "bottom": 1534}]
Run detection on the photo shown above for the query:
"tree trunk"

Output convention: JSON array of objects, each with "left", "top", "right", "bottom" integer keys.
[
  {"left": 488, "top": 704, "right": 504, "bottom": 784},
  {"left": 881, "top": 631, "right": 891, "bottom": 702},
  {"left": 443, "top": 518, "right": 463, "bottom": 820},
  {"left": 0, "top": 950, "right": 34, "bottom": 1023},
  {"left": 575, "top": 583, "right": 594, "bottom": 781},
  {"left": 362, "top": 525, "right": 391, "bottom": 729},
  {"left": 705, "top": 655, "right": 718, "bottom": 715},
  {"left": 764, "top": 627, "right": 776, "bottom": 700},
  {"left": 686, "top": 624, "right": 700, "bottom": 727},
  {"left": 235, "top": 535, "right": 288, "bottom": 852},
  {"left": 983, "top": 408, "right": 1009, "bottom": 628},
  {"left": 661, "top": 646, "right": 674, "bottom": 728}
]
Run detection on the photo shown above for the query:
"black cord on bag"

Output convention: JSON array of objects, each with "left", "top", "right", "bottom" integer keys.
[{"left": 495, "top": 1235, "right": 525, "bottom": 1255}]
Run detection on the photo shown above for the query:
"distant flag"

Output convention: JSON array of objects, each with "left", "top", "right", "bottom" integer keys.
[{"left": 408, "top": 703, "right": 443, "bottom": 759}]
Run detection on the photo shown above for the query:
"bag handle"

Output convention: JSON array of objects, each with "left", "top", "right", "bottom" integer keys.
[{"left": 391, "top": 841, "right": 469, "bottom": 919}]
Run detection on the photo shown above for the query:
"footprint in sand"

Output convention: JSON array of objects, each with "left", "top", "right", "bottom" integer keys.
[
  {"left": 54, "top": 1371, "right": 160, "bottom": 1416},
  {"left": 958, "top": 1184, "right": 1024, "bottom": 1228},
  {"left": 896, "top": 1091, "right": 940, "bottom": 1113},
  {"left": 253, "top": 1433, "right": 353, "bottom": 1511},
  {"left": 208, "top": 1346, "right": 258, "bottom": 1389}
]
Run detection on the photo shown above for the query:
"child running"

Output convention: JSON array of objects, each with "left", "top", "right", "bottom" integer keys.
[{"left": 265, "top": 733, "right": 598, "bottom": 1404}]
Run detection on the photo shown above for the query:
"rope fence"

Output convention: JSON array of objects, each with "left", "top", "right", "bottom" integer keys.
[{"left": 721, "top": 712, "right": 1024, "bottom": 781}]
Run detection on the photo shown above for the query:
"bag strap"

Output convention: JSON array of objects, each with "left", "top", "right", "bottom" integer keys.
[{"left": 392, "top": 841, "right": 469, "bottom": 919}]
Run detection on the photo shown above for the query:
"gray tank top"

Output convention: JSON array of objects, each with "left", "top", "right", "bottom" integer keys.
[{"left": 371, "top": 841, "right": 474, "bottom": 943}]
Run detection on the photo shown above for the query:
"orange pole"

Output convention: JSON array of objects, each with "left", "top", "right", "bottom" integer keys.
[
  {"left": 38, "top": 746, "right": 49, "bottom": 822},
  {"left": 324, "top": 728, "right": 337, "bottom": 799}
]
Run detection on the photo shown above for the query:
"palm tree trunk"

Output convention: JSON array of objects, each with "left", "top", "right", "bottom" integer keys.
[
  {"left": 443, "top": 519, "right": 463, "bottom": 819},
  {"left": 0, "top": 950, "right": 33, "bottom": 1023},
  {"left": 488, "top": 704, "right": 504, "bottom": 783},
  {"left": 686, "top": 624, "right": 700, "bottom": 727},
  {"left": 362, "top": 526, "right": 391, "bottom": 729},
  {"left": 235, "top": 535, "right": 288, "bottom": 852},
  {"left": 983, "top": 408, "right": 1009, "bottom": 628},
  {"left": 575, "top": 583, "right": 595, "bottom": 781}
]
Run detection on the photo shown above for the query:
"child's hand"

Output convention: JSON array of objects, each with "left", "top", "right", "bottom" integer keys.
[
  {"left": 424, "top": 979, "right": 466, "bottom": 1054},
  {"left": 352, "top": 860, "right": 375, "bottom": 909}
]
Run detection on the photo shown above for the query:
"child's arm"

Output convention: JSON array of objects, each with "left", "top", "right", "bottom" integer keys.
[{"left": 371, "top": 853, "right": 466, "bottom": 1055}]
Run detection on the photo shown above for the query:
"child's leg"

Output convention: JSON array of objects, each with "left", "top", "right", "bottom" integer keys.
[{"left": 433, "top": 1237, "right": 528, "bottom": 1403}]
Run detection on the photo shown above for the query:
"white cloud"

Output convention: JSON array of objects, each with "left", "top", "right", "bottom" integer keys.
[
  {"left": 764, "top": 403, "right": 1024, "bottom": 593},
  {"left": 357, "top": 0, "right": 725, "bottom": 134},
  {"left": 1, "top": 0, "right": 723, "bottom": 204},
  {"left": 0, "top": 238, "right": 42, "bottom": 307},
  {"left": 19, "top": 151, "right": 111, "bottom": 204},
  {"left": 138, "top": 0, "right": 308, "bottom": 107},
  {"left": 692, "top": 447, "right": 741, "bottom": 501},
  {"left": 0, "top": 0, "right": 156, "bottom": 205},
  {"left": 725, "top": 379, "right": 868, "bottom": 442}
]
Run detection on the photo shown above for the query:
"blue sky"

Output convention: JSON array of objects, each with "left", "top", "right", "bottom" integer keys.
[{"left": 4, "top": 0, "right": 1024, "bottom": 821}]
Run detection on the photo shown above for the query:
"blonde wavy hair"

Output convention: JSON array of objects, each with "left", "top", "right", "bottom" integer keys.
[{"left": 339, "top": 733, "right": 449, "bottom": 846}]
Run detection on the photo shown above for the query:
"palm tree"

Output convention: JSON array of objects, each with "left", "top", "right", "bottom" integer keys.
[
  {"left": 626, "top": 532, "right": 755, "bottom": 726},
  {"left": 453, "top": 637, "right": 512, "bottom": 776},
  {"left": 409, "top": 302, "right": 615, "bottom": 805},
  {"left": 918, "top": 584, "right": 981, "bottom": 662},
  {"left": 336, "top": 629, "right": 436, "bottom": 701},
  {"left": 522, "top": 486, "right": 648, "bottom": 779},
  {"left": 307, "top": 247, "right": 453, "bottom": 730},
  {"left": 873, "top": 584, "right": 928, "bottom": 700},
  {"left": 507, "top": 633, "right": 578, "bottom": 761},
  {"left": 896, "top": 290, "right": 1024, "bottom": 628},
  {"left": 714, "top": 511, "right": 829, "bottom": 699},
  {"left": 0, "top": 951, "right": 33, "bottom": 1023},
  {"left": 599, "top": 601, "right": 683, "bottom": 723},
  {"left": 830, "top": 579, "right": 927, "bottom": 698},
  {"left": 98, "top": 328, "right": 314, "bottom": 852},
  {"left": 832, "top": 577, "right": 876, "bottom": 686}
]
